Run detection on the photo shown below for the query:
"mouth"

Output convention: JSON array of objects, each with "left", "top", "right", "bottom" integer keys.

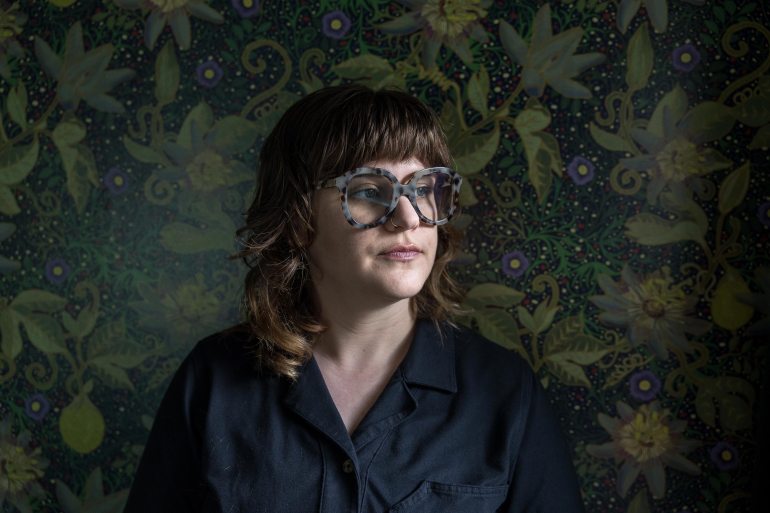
[{"left": 379, "top": 244, "right": 422, "bottom": 260}]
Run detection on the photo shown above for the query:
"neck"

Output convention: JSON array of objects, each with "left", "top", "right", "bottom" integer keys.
[{"left": 312, "top": 292, "right": 417, "bottom": 371}]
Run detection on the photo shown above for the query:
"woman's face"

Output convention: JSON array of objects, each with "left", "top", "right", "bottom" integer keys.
[{"left": 308, "top": 158, "right": 439, "bottom": 313}]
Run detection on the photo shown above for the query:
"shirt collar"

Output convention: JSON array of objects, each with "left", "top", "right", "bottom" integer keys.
[{"left": 398, "top": 319, "right": 457, "bottom": 393}]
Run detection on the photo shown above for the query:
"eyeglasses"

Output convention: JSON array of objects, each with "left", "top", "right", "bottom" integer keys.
[{"left": 317, "top": 167, "right": 462, "bottom": 229}]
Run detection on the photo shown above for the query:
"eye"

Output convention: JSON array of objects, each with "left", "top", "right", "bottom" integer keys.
[
  {"left": 415, "top": 185, "right": 433, "bottom": 197},
  {"left": 414, "top": 176, "right": 437, "bottom": 197},
  {"left": 349, "top": 183, "right": 384, "bottom": 200}
]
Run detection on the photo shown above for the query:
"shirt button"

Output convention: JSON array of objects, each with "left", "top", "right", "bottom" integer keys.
[{"left": 342, "top": 459, "right": 354, "bottom": 474}]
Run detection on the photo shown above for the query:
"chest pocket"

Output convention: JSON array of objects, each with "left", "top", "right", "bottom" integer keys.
[{"left": 387, "top": 481, "right": 509, "bottom": 513}]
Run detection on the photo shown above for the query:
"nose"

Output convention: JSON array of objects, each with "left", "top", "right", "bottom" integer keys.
[{"left": 386, "top": 196, "right": 420, "bottom": 230}]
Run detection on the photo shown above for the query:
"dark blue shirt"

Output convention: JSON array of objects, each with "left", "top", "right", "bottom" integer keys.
[{"left": 125, "top": 320, "right": 584, "bottom": 512}]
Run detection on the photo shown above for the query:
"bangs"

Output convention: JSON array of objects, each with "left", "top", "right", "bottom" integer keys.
[{"left": 298, "top": 87, "right": 452, "bottom": 182}]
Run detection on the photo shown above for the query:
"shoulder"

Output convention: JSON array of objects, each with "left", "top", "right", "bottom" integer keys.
[
  {"left": 448, "top": 323, "right": 536, "bottom": 400},
  {"left": 450, "top": 323, "right": 532, "bottom": 378},
  {"left": 178, "top": 326, "right": 274, "bottom": 386},
  {"left": 159, "top": 326, "right": 286, "bottom": 420}
]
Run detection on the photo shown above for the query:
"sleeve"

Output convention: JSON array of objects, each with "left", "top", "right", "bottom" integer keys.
[
  {"left": 499, "top": 371, "right": 585, "bottom": 513},
  {"left": 123, "top": 350, "right": 208, "bottom": 512}
]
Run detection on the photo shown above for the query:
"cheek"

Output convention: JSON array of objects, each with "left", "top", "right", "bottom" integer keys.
[
  {"left": 308, "top": 203, "right": 366, "bottom": 267},
  {"left": 427, "top": 229, "right": 439, "bottom": 257}
]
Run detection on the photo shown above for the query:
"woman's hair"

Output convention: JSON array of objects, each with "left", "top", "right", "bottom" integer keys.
[{"left": 235, "top": 84, "right": 464, "bottom": 380}]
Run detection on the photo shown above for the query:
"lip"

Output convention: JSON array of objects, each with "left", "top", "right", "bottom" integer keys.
[{"left": 379, "top": 244, "right": 422, "bottom": 261}]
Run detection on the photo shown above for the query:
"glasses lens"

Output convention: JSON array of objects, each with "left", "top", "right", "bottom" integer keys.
[
  {"left": 344, "top": 169, "right": 457, "bottom": 226},
  {"left": 346, "top": 174, "right": 394, "bottom": 225},
  {"left": 414, "top": 170, "right": 455, "bottom": 222}
]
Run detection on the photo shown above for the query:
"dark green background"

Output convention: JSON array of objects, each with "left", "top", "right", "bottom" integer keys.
[{"left": 0, "top": 1, "right": 768, "bottom": 512}]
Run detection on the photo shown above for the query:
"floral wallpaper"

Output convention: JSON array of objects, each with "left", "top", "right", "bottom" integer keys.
[{"left": 0, "top": 0, "right": 767, "bottom": 512}]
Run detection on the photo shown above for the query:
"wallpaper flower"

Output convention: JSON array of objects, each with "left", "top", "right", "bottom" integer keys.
[{"left": 587, "top": 401, "right": 700, "bottom": 499}]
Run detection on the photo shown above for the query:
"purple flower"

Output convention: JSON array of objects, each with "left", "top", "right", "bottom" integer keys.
[
  {"left": 501, "top": 251, "right": 529, "bottom": 278},
  {"left": 758, "top": 201, "right": 770, "bottom": 227},
  {"left": 45, "top": 258, "right": 70, "bottom": 285},
  {"left": 103, "top": 166, "right": 129, "bottom": 195},
  {"left": 672, "top": 43, "right": 701, "bottom": 72},
  {"left": 24, "top": 393, "right": 50, "bottom": 422},
  {"left": 567, "top": 156, "right": 595, "bottom": 185},
  {"left": 322, "top": 10, "right": 351, "bottom": 39},
  {"left": 710, "top": 441, "right": 739, "bottom": 471},
  {"left": 196, "top": 60, "right": 223, "bottom": 88},
  {"left": 231, "top": 0, "right": 259, "bottom": 18},
  {"left": 629, "top": 370, "right": 661, "bottom": 402}
]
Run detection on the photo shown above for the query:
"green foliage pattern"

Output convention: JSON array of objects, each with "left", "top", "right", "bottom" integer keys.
[{"left": 0, "top": 1, "right": 768, "bottom": 512}]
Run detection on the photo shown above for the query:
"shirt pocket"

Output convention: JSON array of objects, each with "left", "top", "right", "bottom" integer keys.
[{"left": 387, "top": 481, "right": 509, "bottom": 513}]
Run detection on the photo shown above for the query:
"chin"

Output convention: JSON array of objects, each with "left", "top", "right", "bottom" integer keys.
[{"left": 379, "top": 275, "right": 430, "bottom": 301}]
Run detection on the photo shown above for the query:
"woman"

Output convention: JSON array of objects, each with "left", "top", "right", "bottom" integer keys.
[{"left": 125, "top": 85, "right": 584, "bottom": 512}]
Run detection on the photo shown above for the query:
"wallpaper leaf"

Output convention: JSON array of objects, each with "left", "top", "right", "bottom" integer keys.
[
  {"left": 543, "top": 316, "right": 607, "bottom": 388},
  {"left": 450, "top": 125, "right": 500, "bottom": 177},
  {"left": 0, "top": 307, "right": 22, "bottom": 358},
  {"left": 0, "top": 136, "right": 39, "bottom": 185},
  {"left": 6, "top": 81, "right": 27, "bottom": 129},
  {"left": 470, "top": 305, "right": 521, "bottom": 352},
  {"left": 589, "top": 122, "right": 635, "bottom": 153},
  {"left": 59, "top": 385, "right": 105, "bottom": 454},
  {"left": 56, "top": 467, "right": 129, "bottom": 513},
  {"left": 465, "top": 282, "right": 525, "bottom": 307},
  {"left": 467, "top": 65, "right": 490, "bottom": 117},
  {"left": 624, "top": 213, "right": 706, "bottom": 246},
  {"left": 678, "top": 101, "right": 736, "bottom": 143},
  {"left": 647, "top": 85, "right": 688, "bottom": 138},
  {"left": 18, "top": 312, "right": 66, "bottom": 355},
  {"left": 695, "top": 376, "right": 755, "bottom": 432},
  {"left": 711, "top": 268, "right": 754, "bottom": 331},
  {"left": 12, "top": 290, "right": 67, "bottom": 313},
  {"left": 625, "top": 23, "right": 653, "bottom": 91},
  {"left": 718, "top": 161, "right": 750, "bottom": 215},
  {"left": 154, "top": 40, "right": 180, "bottom": 106},
  {"left": 50, "top": 116, "right": 100, "bottom": 214},
  {"left": 122, "top": 136, "right": 169, "bottom": 166},
  {"left": 332, "top": 54, "right": 405, "bottom": 90}
]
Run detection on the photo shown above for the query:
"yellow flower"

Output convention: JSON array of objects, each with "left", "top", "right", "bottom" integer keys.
[
  {"left": 419, "top": 0, "right": 487, "bottom": 40},
  {"left": 621, "top": 100, "right": 732, "bottom": 204},
  {"left": 185, "top": 149, "right": 230, "bottom": 192},
  {"left": 590, "top": 266, "right": 710, "bottom": 359},
  {"left": 655, "top": 137, "right": 710, "bottom": 182},
  {"left": 131, "top": 273, "right": 229, "bottom": 348},
  {"left": 0, "top": 419, "right": 48, "bottom": 511},
  {"left": 156, "top": 102, "right": 257, "bottom": 194},
  {"left": 587, "top": 401, "right": 700, "bottom": 499},
  {"left": 617, "top": 406, "right": 671, "bottom": 462},
  {"left": 378, "top": 0, "right": 490, "bottom": 67}
]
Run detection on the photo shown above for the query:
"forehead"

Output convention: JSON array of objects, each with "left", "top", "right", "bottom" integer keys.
[{"left": 360, "top": 158, "right": 428, "bottom": 180}]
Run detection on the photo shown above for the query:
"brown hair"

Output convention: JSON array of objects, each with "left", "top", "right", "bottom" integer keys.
[{"left": 235, "top": 84, "right": 464, "bottom": 380}]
